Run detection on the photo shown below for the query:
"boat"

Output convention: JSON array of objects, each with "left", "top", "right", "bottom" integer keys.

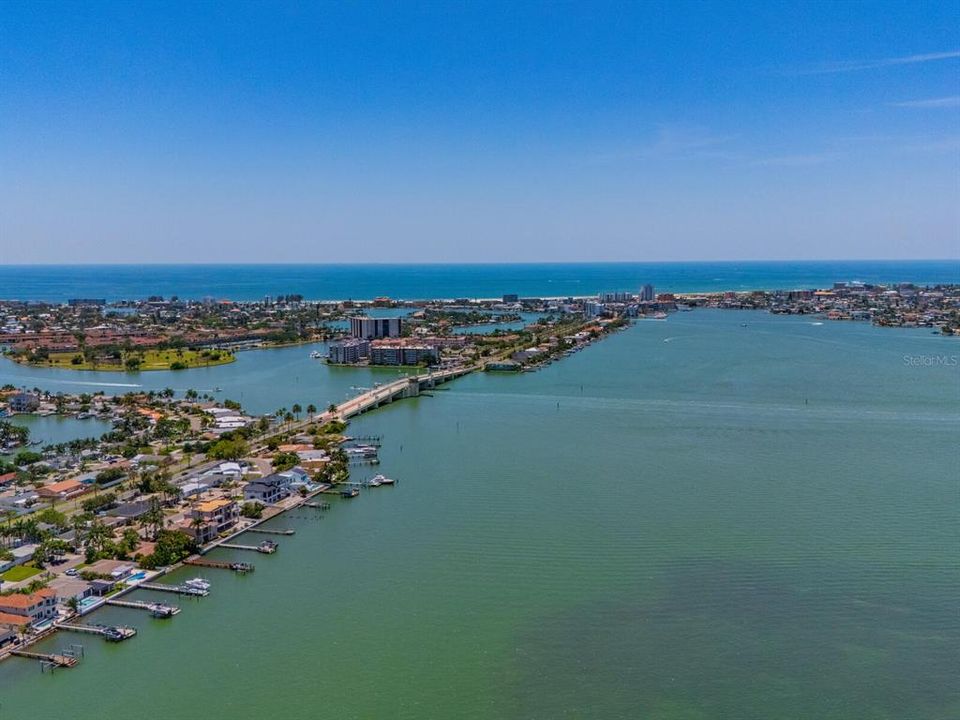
[
  {"left": 340, "top": 486, "right": 359, "bottom": 498},
  {"left": 654, "top": 312, "right": 668, "bottom": 320},
  {"left": 375, "top": 475, "right": 396, "bottom": 486},
  {"left": 149, "top": 603, "right": 176, "bottom": 619},
  {"left": 184, "top": 577, "right": 211, "bottom": 591},
  {"left": 309, "top": 351, "right": 323, "bottom": 359},
  {"left": 367, "top": 476, "right": 382, "bottom": 487},
  {"left": 213, "top": 387, "right": 223, "bottom": 392}
]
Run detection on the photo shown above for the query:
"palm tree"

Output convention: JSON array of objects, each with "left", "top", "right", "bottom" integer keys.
[
  {"left": 306, "top": 404, "right": 316, "bottom": 420},
  {"left": 292, "top": 403, "right": 302, "bottom": 420}
]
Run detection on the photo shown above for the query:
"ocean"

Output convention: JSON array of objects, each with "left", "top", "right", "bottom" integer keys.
[
  {"left": 0, "top": 260, "right": 958, "bottom": 302},
  {"left": 1, "top": 309, "right": 957, "bottom": 718}
]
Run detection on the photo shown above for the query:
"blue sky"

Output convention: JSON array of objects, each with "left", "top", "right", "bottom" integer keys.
[{"left": 1, "top": 1, "right": 958, "bottom": 263}]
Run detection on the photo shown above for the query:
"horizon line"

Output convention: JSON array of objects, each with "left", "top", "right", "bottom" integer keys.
[{"left": 0, "top": 258, "right": 957, "bottom": 268}]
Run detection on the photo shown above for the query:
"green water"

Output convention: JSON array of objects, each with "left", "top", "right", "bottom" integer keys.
[{"left": 1, "top": 310, "right": 957, "bottom": 719}]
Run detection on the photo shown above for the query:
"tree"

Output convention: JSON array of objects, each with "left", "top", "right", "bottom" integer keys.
[
  {"left": 207, "top": 438, "right": 249, "bottom": 461},
  {"left": 292, "top": 403, "right": 302, "bottom": 420},
  {"left": 306, "top": 404, "right": 316, "bottom": 419},
  {"left": 139, "top": 499, "right": 165, "bottom": 541}
]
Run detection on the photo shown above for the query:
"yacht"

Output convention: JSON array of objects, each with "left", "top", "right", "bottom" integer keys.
[
  {"left": 184, "top": 577, "right": 211, "bottom": 591},
  {"left": 375, "top": 474, "right": 396, "bottom": 486},
  {"left": 310, "top": 350, "right": 323, "bottom": 359}
]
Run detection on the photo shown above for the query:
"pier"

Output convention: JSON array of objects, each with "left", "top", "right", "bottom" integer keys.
[
  {"left": 184, "top": 557, "right": 255, "bottom": 572},
  {"left": 106, "top": 599, "right": 181, "bottom": 617},
  {"left": 220, "top": 539, "right": 278, "bottom": 554},
  {"left": 12, "top": 647, "right": 82, "bottom": 671},
  {"left": 303, "top": 500, "right": 331, "bottom": 509},
  {"left": 245, "top": 527, "right": 295, "bottom": 536},
  {"left": 59, "top": 623, "right": 137, "bottom": 642},
  {"left": 140, "top": 582, "right": 209, "bottom": 597}
]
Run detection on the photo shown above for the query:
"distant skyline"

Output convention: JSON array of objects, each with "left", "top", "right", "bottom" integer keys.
[{"left": 1, "top": 1, "right": 958, "bottom": 263}]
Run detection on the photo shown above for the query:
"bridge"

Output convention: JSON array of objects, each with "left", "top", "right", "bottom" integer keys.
[{"left": 334, "top": 365, "right": 475, "bottom": 419}]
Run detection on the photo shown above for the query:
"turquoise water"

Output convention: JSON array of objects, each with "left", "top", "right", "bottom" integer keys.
[
  {"left": 1, "top": 414, "right": 113, "bottom": 449},
  {"left": 1, "top": 260, "right": 957, "bottom": 302},
  {"left": 0, "top": 311, "right": 957, "bottom": 718},
  {"left": 0, "top": 341, "right": 417, "bottom": 417}
]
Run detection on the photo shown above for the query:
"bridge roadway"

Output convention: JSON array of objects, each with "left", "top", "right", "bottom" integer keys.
[{"left": 335, "top": 365, "right": 475, "bottom": 419}]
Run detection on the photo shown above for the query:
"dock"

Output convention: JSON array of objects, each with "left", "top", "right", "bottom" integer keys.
[
  {"left": 244, "top": 527, "right": 295, "bottom": 536},
  {"left": 220, "top": 539, "right": 278, "bottom": 554},
  {"left": 303, "top": 501, "right": 331, "bottom": 510},
  {"left": 105, "top": 599, "right": 181, "bottom": 617},
  {"left": 12, "top": 648, "right": 82, "bottom": 671},
  {"left": 184, "top": 557, "right": 255, "bottom": 573},
  {"left": 59, "top": 623, "right": 137, "bottom": 642},
  {"left": 140, "top": 582, "right": 209, "bottom": 597}
]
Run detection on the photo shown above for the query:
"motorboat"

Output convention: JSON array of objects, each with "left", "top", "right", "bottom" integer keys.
[{"left": 184, "top": 577, "right": 211, "bottom": 591}]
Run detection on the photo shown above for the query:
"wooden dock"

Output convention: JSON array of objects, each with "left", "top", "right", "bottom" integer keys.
[
  {"left": 303, "top": 501, "right": 331, "bottom": 509},
  {"left": 140, "top": 582, "right": 208, "bottom": 597},
  {"left": 105, "top": 599, "right": 181, "bottom": 616},
  {"left": 11, "top": 649, "right": 80, "bottom": 670},
  {"left": 184, "top": 557, "right": 255, "bottom": 573}
]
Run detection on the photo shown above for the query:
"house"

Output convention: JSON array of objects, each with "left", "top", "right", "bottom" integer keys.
[
  {"left": 9, "top": 392, "right": 40, "bottom": 413},
  {"left": 0, "top": 544, "right": 36, "bottom": 573},
  {"left": 88, "top": 578, "right": 118, "bottom": 596},
  {"left": 243, "top": 475, "right": 291, "bottom": 504},
  {"left": 106, "top": 501, "right": 154, "bottom": 523},
  {"left": 179, "top": 518, "right": 218, "bottom": 545},
  {"left": 0, "top": 471, "right": 17, "bottom": 487},
  {"left": 86, "top": 559, "right": 135, "bottom": 581},
  {"left": 191, "top": 498, "right": 240, "bottom": 535},
  {"left": 0, "top": 588, "right": 58, "bottom": 626},
  {"left": 278, "top": 466, "right": 310, "bottom": 485},
  {"left": 36, "top": 478, "right": 88, "bottom": 501},
  {"left": 0, "top": 614, "right": 22, "bottom": 646}
]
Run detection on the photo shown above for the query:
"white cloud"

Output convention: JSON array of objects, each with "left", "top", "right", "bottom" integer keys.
[
  {"left": 890, "top": 96, "right": 960, "bottom": 108},
  {"left": 795, "top": 50, "right": 960, "bottom": 75}
]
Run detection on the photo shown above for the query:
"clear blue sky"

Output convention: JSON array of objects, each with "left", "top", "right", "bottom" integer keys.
[{"left": 1, "top": 1, "right": 958, "bottom": 263}]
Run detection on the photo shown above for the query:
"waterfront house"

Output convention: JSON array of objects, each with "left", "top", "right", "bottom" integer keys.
[
  {"left": 88, "top": 578, "right": 118, "bottom": 596},
  {"left": 191, "top": 498, "right": 240, "bottom": 535},
  {"left": 87, "top": 559, "right": 136, "bottom": 581},
  {"left": 0, "top": 588, "right": 58, "bottom": 626},
  {"left": 243, "top": 475, "right": 291, "bottom": 504},
  {"left": 0, "top": 614, "right": 22, "bottom": 646},
  {"left": 9, "top": 392, "right": 40, "bottom": 413},
  {"left": 278, "top": 466, "right": 310, "bottom": 485},
  {"left": 178, "top": 518, "right": 217, "bottom": 545}
]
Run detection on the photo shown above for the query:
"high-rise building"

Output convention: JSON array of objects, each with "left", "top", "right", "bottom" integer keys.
[
  {"left": 327, "top": 339, "right": 370, "bottom": 364},
  {"left": 349, "top": 316, "right": 403, "bottom": 339},
  {"left": 640, "top": 284, "right": 655, "bottom": 302}
]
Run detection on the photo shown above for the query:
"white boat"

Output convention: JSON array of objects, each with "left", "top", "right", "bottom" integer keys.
[
  {"left": 367, "top": 475, "right": 383, "bottom": 487},
  {"left": 374, "top": 474, "right": 396, "bottom": 485},
  {"left": 184, "top": 578, "right": 211, "bottom": 591},
  {"left": 309, "top": 351, "right": 323, "bottom": 359}
]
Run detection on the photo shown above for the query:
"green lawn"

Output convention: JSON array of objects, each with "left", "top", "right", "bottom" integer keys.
[
  {"left": 13, "top": 348, "right": 235, "bottom": 372},
  {"left": 1, "top": 564, "right": 42, "bottom": 582}
]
